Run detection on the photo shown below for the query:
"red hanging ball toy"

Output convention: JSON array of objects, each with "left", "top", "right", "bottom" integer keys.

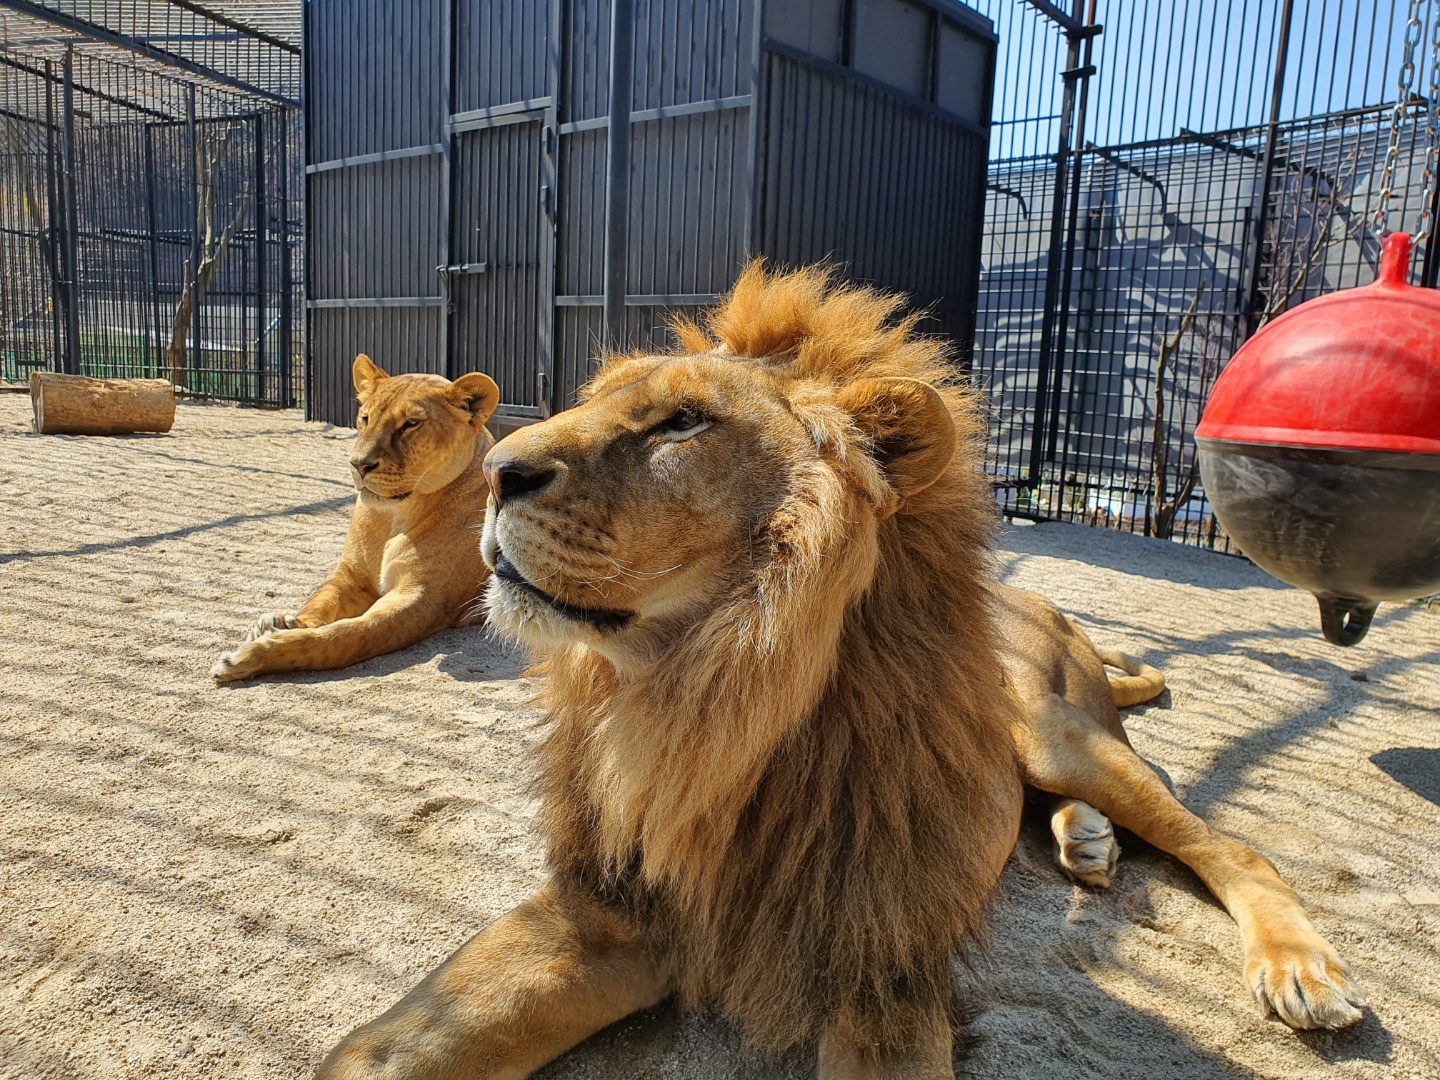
[{"left": 1197, "top": 232, "right": 1440, "bottom": 646}]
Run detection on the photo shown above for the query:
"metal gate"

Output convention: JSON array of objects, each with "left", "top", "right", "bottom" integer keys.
[
  {"left": 306, "top": 0, "right": 996, "bottom": 429},
  {"left": 448, "top": 113, "right": 554, "bottom": 417}
]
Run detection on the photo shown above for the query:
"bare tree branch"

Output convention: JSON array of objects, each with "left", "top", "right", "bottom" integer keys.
[{"left": 1151, "top": 281, "right": 1206, "bottom": 540}]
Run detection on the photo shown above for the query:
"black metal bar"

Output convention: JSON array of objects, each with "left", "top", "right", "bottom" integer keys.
[
  {"left": 742, "top": 0, "right": 766, "bottom": 259},
  {"left": 278, "top": 107, "right": 293, "bottom": 407},
  {"left": 300, "top": 0, "right": 313, "bottom": 419},
  {"left": 450, "top": 97, "right": 554, "bottom": 127},
  {"left": 1025, "top": 9, "right": 1083, "bottom": 484},
  {"left": 558, "top": 94, "right": 752, "bottom": 135},
  {"left": 59, "top": 48, "right": 80, "bottom": 375},
  {"left": 537, "top": 0, "right": 563, "bottom": 417},
  {"left": 304, "top": 143, "right": 444, "bottom": 175},
  {"left": 1243, "top": 0, "right": 1296, "bottom": 335},
  {"left": 1423, "top": 175, "right": 1440, "bottom": 288},
  {"left": 1045, "top": 1, "right": 1100, "bottom": 466},
  {"left": 439, "top": 0, "right": 455, "bottom": 376},
  {"left": 603, "top": 0, "right": 634, "bottom": 348},
  {"left": 1020, "top": 0, "right": 1082, "bottom": 33},
  {"left": 254, "top": 111, "right": 266, "bottom": 402},
  {"left": 40, "top": 59, "right": 61, "bottom": 375},
  {"left": 306, "top": 297, "right": 448, "bottom": 310},
  {"left": 163, "top": 0, "right": 301, "bottom": 55},
  {"left": 186, "top": 84, "right": 200, "bottom": 384},
  {"left": 0, "top": 0, "right": 299, "bottom": 106},
  {"left": 0, "top": 54, "right": 173, "bottom": 121},
  {"left": 143, "top": 123, "right": 164, "bottom": 380}
]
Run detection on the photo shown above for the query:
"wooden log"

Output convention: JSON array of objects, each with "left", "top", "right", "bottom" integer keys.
[{"left": 30, "top": 372, "right": 176, "bottom": 435}]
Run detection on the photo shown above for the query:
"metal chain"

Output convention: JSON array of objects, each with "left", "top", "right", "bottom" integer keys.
[
  {"left": 1418, "top": 1, "right": 1440, "bottom": 240},
  {"left": 1374, "top": 0, "right": 1427, "bottom": 234}
]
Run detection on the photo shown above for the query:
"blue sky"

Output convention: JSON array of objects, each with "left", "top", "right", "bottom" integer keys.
[{"left": 977, "top": 0, "right": 1425, "bottom": 159}]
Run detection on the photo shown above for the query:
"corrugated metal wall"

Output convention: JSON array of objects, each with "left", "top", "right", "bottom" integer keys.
[{"left": 305, "top": 0, "right": 995, "bottom": 426}]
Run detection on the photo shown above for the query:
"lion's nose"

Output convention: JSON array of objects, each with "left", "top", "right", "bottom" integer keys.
[
  {"left": 351, "top": 456, "right": 379, "bottom": 476},
  {"left": 485, "top": 458, "right": 556, "bottom": 505}
]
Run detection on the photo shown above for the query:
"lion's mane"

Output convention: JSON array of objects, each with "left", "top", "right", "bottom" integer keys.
[{"left": 533, "top": 263, "right": 1020, "bottom": 1055}]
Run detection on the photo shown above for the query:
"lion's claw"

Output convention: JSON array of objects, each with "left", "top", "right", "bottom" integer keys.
[
  {"left": 246, "top": 610, "right": 300, "bottom": 641},
  {"left": 1246, "top": 942, "right": 1367, "bottom": 1030}
]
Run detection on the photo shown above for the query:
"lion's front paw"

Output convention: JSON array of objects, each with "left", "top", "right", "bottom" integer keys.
[
  {"left": 1051, "top": 797, "right": 1120, "bottom": 888},
  {"left": 246, "top": 610, "right": 300, "bottom": 641},
  {"left": 211, "top": 643, "right": 264, "bottom": 684},
  {"left": 1245, "top": 935, "right": 1367, "bottom": 1030}
]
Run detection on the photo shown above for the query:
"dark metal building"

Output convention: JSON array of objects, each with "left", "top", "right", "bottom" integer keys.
[{"left": 304, "top": 0, "right": 996, "bottom": 428}]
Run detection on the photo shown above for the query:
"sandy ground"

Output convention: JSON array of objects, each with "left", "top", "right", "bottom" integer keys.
[{"left": 1, "top": 397, "right": 1438, "bottom": 1080}]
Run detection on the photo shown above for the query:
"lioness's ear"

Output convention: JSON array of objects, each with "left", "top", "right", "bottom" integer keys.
[
  {"left": 352, "top": 354, "right": 388, "bottom": 400},
  {"left": 448, "top": 372, "right": 500, "bottom": 425},
  {"left": 837, "top": 377, "right": 956, "bottom": 501}
]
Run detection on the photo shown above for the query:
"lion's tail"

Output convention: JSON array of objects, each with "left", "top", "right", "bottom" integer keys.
[{"left": 1096, "top": 649, "right": 1166, "bottom": 708}]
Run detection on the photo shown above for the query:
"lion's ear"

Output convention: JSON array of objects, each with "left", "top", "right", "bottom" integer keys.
[
  {"left": 837, "top": 377, "right": 956, "bottom": 501},
  {"left": 448, "top": 372, "right": 500, "bottom": 425},
  {"left": 352, "top": 354, "right": 388, "bottom": 400}
]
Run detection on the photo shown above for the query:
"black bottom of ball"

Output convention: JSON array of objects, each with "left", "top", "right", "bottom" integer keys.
[{"left": 1198, "top": 440, "right": 1440, "bottom": 647}]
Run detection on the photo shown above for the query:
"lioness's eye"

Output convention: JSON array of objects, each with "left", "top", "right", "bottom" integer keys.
[{"left": 664, "top": 407, "right": 705, "bottom": 433}]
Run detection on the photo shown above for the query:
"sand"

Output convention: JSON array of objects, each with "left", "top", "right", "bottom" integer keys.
[{"left": 1, "top": 397, "right": 1437, "bottom": 1080}]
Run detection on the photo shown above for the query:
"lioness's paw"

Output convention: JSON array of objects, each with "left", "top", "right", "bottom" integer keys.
[
  {"left": 211, "top": 646, "right": 262, "bottom": 684},
  {"left": 1246, "top": 937, "right": 1367, "bottom": 1030},
  {"left": 246, "top": 610, "right": 300, "bottom": 641},
  {"left": 1051, "top": 798, "right": 1119, "bottom": 888}
]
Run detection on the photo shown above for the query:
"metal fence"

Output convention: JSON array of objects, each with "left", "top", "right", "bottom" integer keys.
[
  {"left": 967, "top": 0, "right": 1439, "bottom": 548},
  {"left": 304, "top": 0, "right": 996, "bottom": 429},
  {"left": 0, "top": 1, "right": 302, "bottom": 406}
]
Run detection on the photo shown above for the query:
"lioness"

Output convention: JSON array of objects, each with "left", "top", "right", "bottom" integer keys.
[
  {"left": 212, "top": 354, "right": 499, "bottom": 683},
  {"left": 318, "top": 267, "right": 1364, "bottom": 1079}
]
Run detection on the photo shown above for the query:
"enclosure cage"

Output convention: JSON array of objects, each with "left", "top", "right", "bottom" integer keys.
[
  {"left": 0, "top": 1, "right": 302, "bottom": 407},
  {"left": 304, "top": 0, "right": 997, "bottom": 428}
]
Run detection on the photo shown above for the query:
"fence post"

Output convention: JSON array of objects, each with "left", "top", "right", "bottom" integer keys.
[
  {"left": 1243, "top": 0, "right": 1295, "bottom": 336},
  {"left": 186, "top": 84, "right": 201, "bottom": 386},
  {"left": 1423, "top": 171, "right": 1440, "bottom": 289},
  {"left": 1047, "top": 0, "right": 1100, "bottom": 470},
  {"left": 1026, "top": 0, "right": 1090, "bottom": 484},
  {"left": 143, "top": 123, "right": 163, "bottom": 379},
  {"left": 278, "top": 108, "right": 293, "bottom": 407},
  {"left": 602, "top": 0, "right": 634, "bottom": 349},
  {"left": 60, "top": 48, "right": 81, "bottom": 375},
  {"left": 43, "top": 59, "right": 64, "bottom": 374},
  {"left": 254, "top": 111, "right": 267, "bottom": 403}
]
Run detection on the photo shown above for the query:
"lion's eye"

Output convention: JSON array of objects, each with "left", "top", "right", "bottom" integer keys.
[
  {"left": 400, "top": 418, "right": 422, "bottom": 432},
  {"left": 663, "top": 407, "right": 706, "bottom": 433},
  {"left": 357, "top": 413, "right": 368, "bottom": 427}
]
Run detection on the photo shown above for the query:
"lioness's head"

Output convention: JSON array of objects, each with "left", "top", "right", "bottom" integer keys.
[
  {"left": 480, "top": 264, "right": 974, "bottom": 668},
  {"left": 349, "top": 354, "right": 500, "bottom": 502}
]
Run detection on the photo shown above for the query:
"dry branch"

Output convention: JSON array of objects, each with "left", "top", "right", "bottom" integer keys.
[{"left": 1151, "top": 282, "right": 1205, "bottom": 540}]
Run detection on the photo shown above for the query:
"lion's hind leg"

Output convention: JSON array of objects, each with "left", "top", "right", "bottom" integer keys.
[
  {"left": 1050, "top": 797, "right": 1119, "bottom": 888},
  {"left": 1019, "top": 693, "right": 1366, "bottom": 1031}
]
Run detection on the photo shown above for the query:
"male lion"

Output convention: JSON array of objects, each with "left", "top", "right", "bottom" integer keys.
[
  {"left": 318, "top": 268, "right": 1364, "bottom": 1079},
  {"left": 212, "top": 354, "right": 499, "bottom": 683}
]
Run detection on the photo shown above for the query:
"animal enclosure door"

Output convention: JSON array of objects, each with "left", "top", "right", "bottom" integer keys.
[{"left": 448, "top": 117, "right": 554, "bottom": 418}]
